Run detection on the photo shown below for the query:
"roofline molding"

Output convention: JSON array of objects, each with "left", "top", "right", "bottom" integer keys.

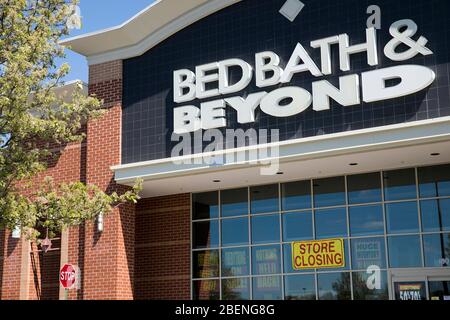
[{"left": 61, "top": 0, "right": 241, "bottom": 65}]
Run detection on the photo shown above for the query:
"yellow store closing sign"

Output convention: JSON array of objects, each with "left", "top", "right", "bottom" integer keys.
[{"left": 292, "top": 239, "right": 345, "bottom": 270}]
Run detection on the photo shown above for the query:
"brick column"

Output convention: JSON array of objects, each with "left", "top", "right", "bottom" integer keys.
[
  {"left": 0, "top": 230, "right": 22, "bottom": 300},
  {"left": 66, "top": 60, "right": 136, "bottom": 300}
]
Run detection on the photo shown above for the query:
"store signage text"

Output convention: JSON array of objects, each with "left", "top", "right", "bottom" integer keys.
[
  {"left": 292, "top": 238, "right": 345, "bottom": 270},
  {"left": 173, "top": 19, "right": 435, "bottom": 134}
]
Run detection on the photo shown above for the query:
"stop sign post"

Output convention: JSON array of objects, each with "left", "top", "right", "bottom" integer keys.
[{"left": 60, "top": 264, "right": 80, "bottom": 290}]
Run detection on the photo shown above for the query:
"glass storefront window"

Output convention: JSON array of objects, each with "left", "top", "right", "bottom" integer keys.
[
  {"left": 418, "top": 164, "right": 450, "bottom": 198},
  {"left": 420, "top": 199, "right": 450, "bottom": 232},
  {"left": 317, "top": 272, "right": 351, "bottom": 300},
  {"left": 385, "top": 201, "right": 419, "bottom": 234},
  {"left": 284, "top": 274, "right": 316, "bottom": 300},
  {"left": 193, "top": 280, "right": 220, "bottom": 300},
  {"left": 250, "top": 184, "right": 279, "bottom": 214},
  {"left": 193, "top": 191, "right": 219, "bottom": 220},
  {"left": 347, "top": 172, "right": 382, "bottom": 204},
  {"left": 352, "top": 271, "right": 389, "bottom": 300},
  {"left": 315, "top": 207, "right": 347, "bottom": 239},
  {"left": 252, "top": 245, "right": 281, "bottom": 275},
  {"left": 221, "top": 217, "right": 248, "bottom": 247},
  {"left": 313, "top": 176, "right": 346, "bottom": 207},
  {"left": 281, "top": 180, "right": 311, "bottom": 211},
  {"left": 221, "top": 247, "right": 249, "bottom": 277},
  {"left": 351, "top": 237, "right": 386, "bottom": 270},
  {"left": 193, "top": 250, "right": 219, "bottom": 278},
  {"left": 252, "top": 276, "right": 282, "bottom": 300},
  {"left": 388, "top": 235, "right": 422, "bottom": 268},
  {"left": 383, "top": 169, "right": 417, "bottom": 201},
  {"left": 251, "top": 214, "right": 280, "bottom": 244},
  {"left": 192, "top": 164, "right": 450, "bottom": 300},
  {"left": 222, "top": 278, "right": 250, "bottom": 300},
  {"left": 221, "top": 188, "right": 248, "bottom": 217},
  {"left": 282, "top": 211, "right": 313, "bottom": 241},
  {"left": 193, "top": 220, "right": 219, "bottom": 249},
  {"left": 423, "top": 233, "right": 450, "bottom": 267},
  {"left": 349, "top": 205, "right": 384, "bottom": 236}
]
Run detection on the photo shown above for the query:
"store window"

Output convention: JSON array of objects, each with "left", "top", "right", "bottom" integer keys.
[
  {"left": 313, "top": 176, "right": 346, "bottom": 207},
  {"left": 383, "top": 169, "right": 417, "bottom": 201},
  {"left": 192, "top": 164, "right": 450, "bottom": 300},
  {"left": 420, "top": 199, "right": 450, "bottom": 232},
  {"left": 281, "top": 180, "right": 311, "bottom": 211},
  {"left": 418, "top": 164, "right": 450, "bottom": 198},
  {"left": 317, "top": 272, "right": 351, "bottom": 300},
  {"left": 347, "top": 172, "right": 382, "bottom": 204},
  {"left": 349, "top": 205, "right": 384, "bottom": 236}
]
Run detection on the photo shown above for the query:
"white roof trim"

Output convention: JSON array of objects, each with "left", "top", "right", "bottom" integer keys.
[
  {"left": 111, "top": 116, "right": 450, "bottom": 184},
  {"left": 61, "top": 0, "right": 241, "bottom": 65}
]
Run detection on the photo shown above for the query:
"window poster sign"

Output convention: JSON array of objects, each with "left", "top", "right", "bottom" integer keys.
[
  {"left": 222, "top": 248, "right": 249, "bottom": 277},
  {"left": 394, "top": 282, "right": 426, "bottom": 300},
  {"left": 292, "top": 238, "right": 345, "bottom": 270},
  {"left": 253, "top": 246, "right": 280, "bottom": 275}
]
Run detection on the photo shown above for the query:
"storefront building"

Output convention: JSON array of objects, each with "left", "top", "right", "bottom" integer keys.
[{"left": 1, "top": 0, "right": 450, "bottom": 300}]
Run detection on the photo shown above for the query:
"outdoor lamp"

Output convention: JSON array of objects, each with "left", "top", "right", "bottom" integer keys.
[
  {"left": 97, "top": 213, "right": 104, "bottom": 233},
  {"left": 11, "top": 225, "right": 21, "bottom": 239}
]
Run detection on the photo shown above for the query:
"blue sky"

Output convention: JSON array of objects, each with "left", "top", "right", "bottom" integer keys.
[{"left": 61, "top": 0, "right": 155, "bottom": 83}]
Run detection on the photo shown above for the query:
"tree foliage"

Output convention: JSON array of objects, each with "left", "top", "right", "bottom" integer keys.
[{"left": 0, "top": 0, "right": 141, "bottom": 240}]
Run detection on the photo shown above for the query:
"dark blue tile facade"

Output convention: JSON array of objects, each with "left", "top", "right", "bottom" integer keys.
[{"left": 122, "top": 0, "right": 450, "bottom": 164}]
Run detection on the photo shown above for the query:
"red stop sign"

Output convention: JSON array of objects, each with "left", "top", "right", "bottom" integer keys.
[{"left": 60, "top": 264, "right": 78, "bottom": 289}]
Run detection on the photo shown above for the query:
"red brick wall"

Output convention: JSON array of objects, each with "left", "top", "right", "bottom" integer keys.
[
  {"left": 0, "top": 230, "right": 22, "bottom": 300},
  {"left": 135, "top": 194, "right": 191, "bottom": 300},
  {"left": 65, "top": 59, "right": 136, "bottom": 300}
]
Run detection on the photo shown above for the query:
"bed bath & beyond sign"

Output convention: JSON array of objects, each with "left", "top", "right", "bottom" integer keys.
[{"left": 172, "top": 19, "right": 435, "bottom": 134}]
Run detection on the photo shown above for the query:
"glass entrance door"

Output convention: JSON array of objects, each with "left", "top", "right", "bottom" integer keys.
[{"left": 391, "top": 269, "right": 450, "bottom": 300}]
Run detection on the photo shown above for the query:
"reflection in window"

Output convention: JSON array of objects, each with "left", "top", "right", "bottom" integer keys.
[
  {"left": 317, "top": 272, "right": 351, "bottom": 300},
  {"left": 315, "top": 208, "right": 347, "bottom": 239},
  {"left": 250, "top": 184, "right": 279, "bottom": 214},
  {"left": 221, "top": 247, "right": 249, "bottom": 277},
  {"left": 420, "top": 199, "right": 450, "bottom": 232},
  {"left": 193, "top": 280, "right": 220, "bottom": 300},
  {"left": 347, "top": 172, "right": 382, "bottom": 204},
  {"left": 281, "top": 180, "right": 311, "bottom": 211},
  {"left": 282, "top": 211, "right": 313, "bottom": 241},
  {"left": 221, "top": 217, "right": 248, "bottom": 247},
  {"left": 193, "top": 250, "right": 219, "bottom": 278},
  {"left": 221, "top": 188, "right": 248, "bottom": 217},
  {"left": 349, "top": 205, "right": 384, "bottom": 236},
  {"left": 351, "top": 237, "right": 386, "bottom": 270},
  {"left": 251, "top": 214, "right": 280, "bottom": 244},
  {"left": 383, "top": 169, "right": 417, "bottom": 201},
  {"left": 352, "top": 271, "right": 388, "bottom": 300},
  {"left": 418, "top": 164, "right": 450, "bottom": 198},
  {"left": 252, "top": 245, "right": 281, "bottom": 275},
  {"left": 193, "top": 220, "right": 219, "bottom": 249},
  {"left": 193, "top": 192, "right": 219, "bottom": 220},
  {"left": 222, "top": 278, "right": 250, "bottom": 300},
  {"left": 284, "top": 274, "right": 316, "bottom": 300},
  {"left": 423, "top": 233, "right": 450, "bottom": 267},
  {"left": 252, "top": 276, "right": 282, "bottom": 300},
  {"left": 388, "top": 235, "right": 422, "bottom": 268},
  {"left": 313, "top": 176, "right": 346, "bottom": 207},
  {"left": 283, "top": 244, "right": 314, "bottom": 274},
  {"left": 385, "top": 201, "right": 419, "bottom": 234}
]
